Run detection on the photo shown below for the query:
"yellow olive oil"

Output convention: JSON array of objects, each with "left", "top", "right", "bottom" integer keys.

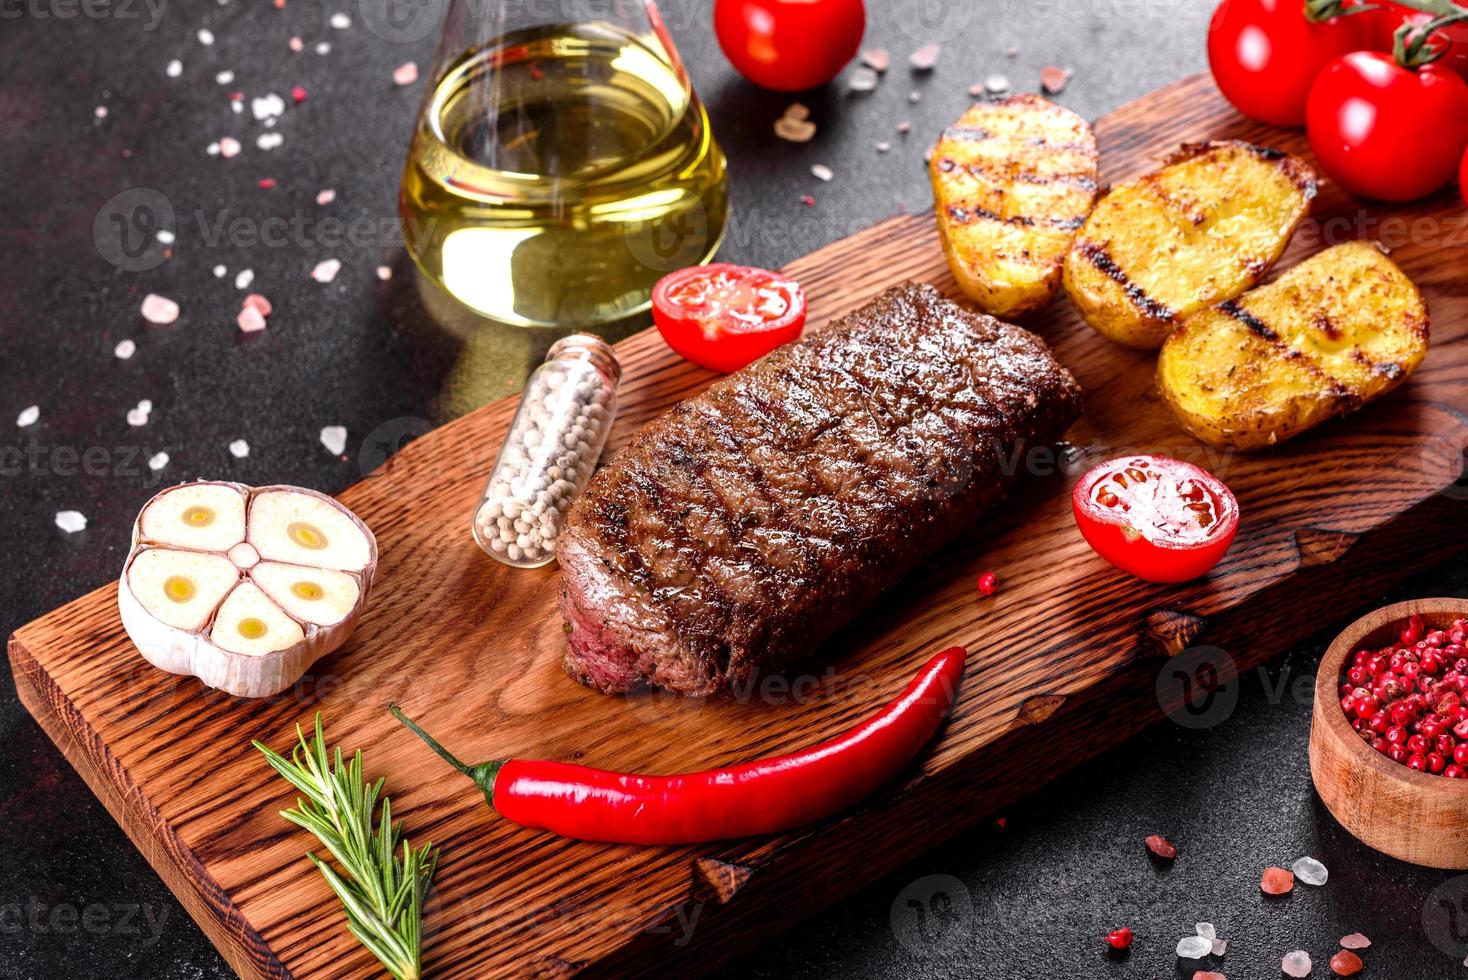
[{"left": 399, "top": 22, "right": 728, "bottom": 328}]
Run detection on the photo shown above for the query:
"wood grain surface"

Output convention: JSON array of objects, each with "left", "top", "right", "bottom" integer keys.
[
  {"left": 10, "top": 74, "right": 1468, "bottom": 979},
  {"left": 1311, "top": 599, "right": 1468, "bottom": 870}
]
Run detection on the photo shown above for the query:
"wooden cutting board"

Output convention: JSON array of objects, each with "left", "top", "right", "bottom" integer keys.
[{"left": 11, "top": 73, "right": 1468, "bottom": 979}]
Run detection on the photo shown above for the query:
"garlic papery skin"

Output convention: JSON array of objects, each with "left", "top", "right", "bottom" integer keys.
[{"left": 118, "top": 481, "right": 377, "bottom": 698}]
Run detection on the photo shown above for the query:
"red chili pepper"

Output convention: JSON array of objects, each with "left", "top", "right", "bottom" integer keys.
[{"left": 389, "top": 647, "right": 966, "bottom": 845}]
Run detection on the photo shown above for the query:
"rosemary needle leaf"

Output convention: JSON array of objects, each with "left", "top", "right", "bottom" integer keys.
[{"left": 252, "top": 714, "right": 437, "bottom": 980}]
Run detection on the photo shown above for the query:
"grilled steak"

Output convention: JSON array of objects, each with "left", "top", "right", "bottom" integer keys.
[{"left": 559, "top": 282, "right": 1083, "bottom": 696}]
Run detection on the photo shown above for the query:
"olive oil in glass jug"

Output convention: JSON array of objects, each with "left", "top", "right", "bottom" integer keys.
[{"left": 399, "top": 3, "right": 728, "bottom": 328}]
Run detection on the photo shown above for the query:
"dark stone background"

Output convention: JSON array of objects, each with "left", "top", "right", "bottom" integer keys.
[{"left": 2, "top": 0, "right": 1466, "bottom": 977}]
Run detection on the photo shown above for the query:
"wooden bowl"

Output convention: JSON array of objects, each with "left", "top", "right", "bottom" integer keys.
[{"left": 1311, "top": 598, "right": 1468, "bottom": 869}]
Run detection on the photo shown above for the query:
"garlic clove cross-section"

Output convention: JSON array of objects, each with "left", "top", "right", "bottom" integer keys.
[{"left": 118, "top": 481, "right": 376, "bottom": 698}]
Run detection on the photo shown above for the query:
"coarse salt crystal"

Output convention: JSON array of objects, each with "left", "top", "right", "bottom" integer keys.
[
  {"left": 393, "top": 62, "right": 419, "bottom": 86},
  {"left": 909, "top": 43, "right": 941, "bottom": 71},
  {"left": 329, "top": 11, "right": 351, "bottom": 28},
  {"left": 219, "top": 136, "right": 241, "bottom": 158},
  {"left": 1340, "top": 933, "right": 1370, "bottom": 950},
  {"left": 1282, "top": 950, "right": 1312, "bottom": 978},
  {"left": 1041, "top": 65, "right": 1071, "bottom": 94},
  {"left": 289, "top": 35, "right": 303, "bottom": 52},
  {"left": 126, "top": 405, "right": 150, "bottom": 427},
  {"left": 985, "top": 73, "right": 1010, "bottom": 93},
  {"left": 320, "top": 426, "right": 348, "bottom": 456},
  {"left": 251, "top": 93, "right": 285, "bottom": 121},
  {"left": 848, "top": 67, "right": 879, "bottom": 92},
  {"left": 228, "top": 438, "right": 250, "bottom": 458},
  {"left": 968, "top": 82, "right": 986, "bottom": 98},
  {"left": 876, "top": 141, "right": 891, "bottom": 153},
  {"left": 156, "top": 229, "right": 175, "bottom": 245},
  {"left": 897, "top": 120, "right": 911, "bottom": 134},
  {"left": 148, "top": 451, "right": 169, "bottom": 471},
  {"left": 1292, "top": 856, "right": 1328, "bottom": 886},
  {"left": 1211, "top": 938, "right": 1227, "bottom": 956},
  {"left": 1260, "top": 867, "right": 1295, "bottom": 895},
  {"left": 1195, "top": 923, "right": 1216, "bottom": 941},
  {"left": 311, "top": 258, "right": 341, "bottom": 283},
  {"left": 376, "top": 265, "right": 392, "bottom": 281},
  {"left": 316, "top": 188, "right": 336, "bottom": 205},
  {"left": 908, "top": 90, "right": 921, "bottom": 102},
  {"left": 811, "top": 164, "right": 833, "bottom": 182},
  {"left": 235, "top": 268, "right": 254, "bottom": 290},
  {"left": 213, "top": 264, "right": 227, "bottom": 278},
  {"left": 17, "top": 405, "right": 39, "bottom": 427},
  {"left": 1176, "top": 935, "right": 1211, "bottom": 959},
  {"left": 114, "top": 339, "right": 136, "bottom": 359},
  {"left": 257, "top": 132, "right": 284, "bottom": 151},
  {"left": 166, "top": 59, "right": 183, "bottom": 77},
  {"left": 237, "top": 306, "right": 267, "bottom": 332},
  {"left": 216, "top": 70, "right": 235, "bottom": 84},
  {"left": 140, "top": 294, "right": 179, "bottom": 325},
  {"left": 198, "top": 28, "right": 214, "bottom": 45},
  {"left": 861, "top": 48, "right": 889, "bottom": 72},
  {"left": 55, "top": 511, "right": 87, "bottom": 533},
  {"left": 783, "top": 102, "right": 810, "bottom": 121},
  {"left": 94, "top": 105, "right": 108, "bottom": 119},
  {"left": 315, "top": 41, "right": 331, "bottom": 54},
  {"left": 243, "top": 293, "right": 272, "bottom": 316}
]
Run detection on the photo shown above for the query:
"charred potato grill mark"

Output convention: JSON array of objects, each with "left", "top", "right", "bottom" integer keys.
[
  {"left": 1063, "top": 140, "right": 1319, "bottom": 350},
  {"left": 931, "top": 94, "right": 1100, "bottom": 319},
  {"left": 1157, "top": 241, "right": 1428, "bottom": 450}
]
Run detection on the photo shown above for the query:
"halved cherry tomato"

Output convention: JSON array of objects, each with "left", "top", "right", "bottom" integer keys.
[
  {"left": 1306, "top": 51, "right": 1468, "bottom": 201},
  {"left": 713, "top": 0, "right": 865, "bottom": 91},
  {"left": 1207, "top": 0, "right": 1376, "bottom": 127},
  {"left": 1072, "top": 455, "right": 1240, "bottom": 583},
  {"left": 652, "top": 263, "right": 807, "bottom": 373}
]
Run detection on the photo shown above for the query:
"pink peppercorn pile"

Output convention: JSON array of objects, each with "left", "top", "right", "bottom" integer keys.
[{"left": 1339, "top": 614, "right": 1468, "bottom": 778}]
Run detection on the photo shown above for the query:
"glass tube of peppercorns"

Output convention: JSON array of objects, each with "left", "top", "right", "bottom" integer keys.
[{"left": 472, "top": 334, "right": 621, "bottom": 568}]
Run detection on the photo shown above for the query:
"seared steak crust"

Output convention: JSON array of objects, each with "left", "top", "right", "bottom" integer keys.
[{"left": 559, "top": 282, "right": 1083, "bottom": 695}]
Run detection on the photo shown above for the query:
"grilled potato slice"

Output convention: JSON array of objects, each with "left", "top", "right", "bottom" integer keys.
[
  {"left": 931, "top": 95, "right": 1099, "bottom": 318},
  {"left": 1157, "top": 241, "right": 1428, "bottom": 450},
  {"left": 1064, "top": 141, "right": 1318, "bottom": 349}
]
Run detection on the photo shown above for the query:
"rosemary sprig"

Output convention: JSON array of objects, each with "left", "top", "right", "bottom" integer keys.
[{"left": 253, "top": 715, "right": 438, "bottom": 980}]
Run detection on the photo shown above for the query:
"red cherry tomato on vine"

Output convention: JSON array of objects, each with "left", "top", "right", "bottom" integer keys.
[
  {"left": 1370, "top": 2, "right": 1468, "bottom": 80},
  {"left": 713, "top": 0, "right": 865, "bottom": 91},
  {"left": 652, "top": 264, "right": 807, "bottom": 373},
  {"left": 1072, "top": 455, "right": 1240, "bottom": 583},
  {"left": 1306, "top": 51, "right": 1468, "bottom": 201},
  {"left": 1207, "top": 0, "right": 1375, "bottom": 127}
]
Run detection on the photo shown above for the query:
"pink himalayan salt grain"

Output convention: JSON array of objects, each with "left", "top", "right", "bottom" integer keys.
[
  {"left": 375, "top": 266, "right": 392, "bottom": 281},
  {"left": 316, "top": 188, "right": 336, "bottom": 205},
  {"left": 242, "top": 293, "right": 272, "bottom": 316},
  {"left": 219, "top": 136, "right": 241, "bottom": 158},
  {"left": 1339, "top": 934, "right": 1370, "bottom": 950},
  {"left": 289, "top": 36, "right": 303, "bottom": 51},
  {"left": 311, "top": 258, "right": 342, "bottom": 283},
  {"left": 1282, "top": 950, "right": 1312, "bottom": 978},
  {"left": 1261, "top": 867, "right": 1295, "bottom": 895},
  {"left": 292, "top": 85, "right": 308, "bottom": 103},
  {"left": 861, "top": 48, "right": 889, "bottom": 72},
  {"left": 1330, "top": 950, "right": 1363, "bottom": 976},
  {"left": 1041, "top": 65, "right": 1071, "bottom": 94},
  {"left": 393, "top": 62, "right": 419, "bottom": 86},
  {"left": 1193, "top": 973, "right": 1227, "bottom": 980},
  {"left": 140, "top": 294, "right": 179, "bottom": 324},
  {"left": 236, "top": 306, "right": 267, "bottom": 333}
]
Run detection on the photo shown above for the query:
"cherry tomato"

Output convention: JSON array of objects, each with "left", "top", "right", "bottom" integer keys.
[
  {"left": 652, "top": 263, "right": 807, "bottom": 373},
  {"left": 1462, "top": 143, "right": 1468, "bottom": 206},
  {"left": 1072, "top": 455, "right": 1240, "bottom": 583},
  {"left": 1207, "top": 0, "right": 1375, "bottom": 127},
  {"left": 713, "top": 0, "right": 865, "bottom": 91},
  {"left": 1306, "top": 51, "right": 1468, "bottom": 201},
  {"left": 1370, "top": 2, "right": 1468, "bottom": 80}
]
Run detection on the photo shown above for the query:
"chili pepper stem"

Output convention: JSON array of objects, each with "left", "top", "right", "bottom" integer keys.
[{"left": 389, "top": 704, "right": 503, "bottom": 806}]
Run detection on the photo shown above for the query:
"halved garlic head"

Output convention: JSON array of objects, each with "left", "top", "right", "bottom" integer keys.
[{"left": 118, "top": 481, "right": 377, "bottom": 698}]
